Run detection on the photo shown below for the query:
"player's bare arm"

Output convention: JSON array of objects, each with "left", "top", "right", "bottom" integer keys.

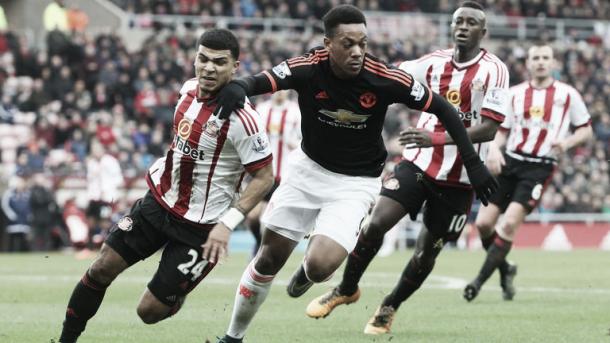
[
  {"left": 400, "top": 117, "right": 500, "bottom": 148},
  {"left": 551, "top": 125, "right": 593, "bottom": 155},
  {"left": 202, "top": 163, "right": 274, "bottom": 264},
  {"left": 485, "top": 129, "right": 508, "bottom": 175}
]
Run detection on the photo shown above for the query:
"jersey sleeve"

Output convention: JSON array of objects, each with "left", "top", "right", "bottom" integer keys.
[
  {"left": 259, "top": 49, "right": 324, "bottom": 93},
  {"left": 499, "top": 88, "right": 515, "bottom": 131},
  {"left": 398, "top": 57, "right": 433, "bottom": 85},
  {"left": 567, "top": 87, "right": 591, "bottom": 129},
  {"left": 384, "top": 65, "right": 434, "bottom": 112},
  {"left": 480, "top": 61, "right": 510, "bottom": 123},
  {"left": 229, "top": 101, "right": 273, "bottom": 173}
]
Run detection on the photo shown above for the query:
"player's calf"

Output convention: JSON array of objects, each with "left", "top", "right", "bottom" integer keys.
[{"left": 137, "top": 289, "right": 186, "bottom": 324}]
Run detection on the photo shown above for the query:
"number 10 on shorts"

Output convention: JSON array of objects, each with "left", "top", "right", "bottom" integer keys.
[{"left": 448, "top": 214, "right": 467, "bottom": 233}]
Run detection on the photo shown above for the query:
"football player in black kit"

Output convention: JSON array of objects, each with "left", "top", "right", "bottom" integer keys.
[{"left": 213, "top": 5, "right": 498, "bottom": 343}]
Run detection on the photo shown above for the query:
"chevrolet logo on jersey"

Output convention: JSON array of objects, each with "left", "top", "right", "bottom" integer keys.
[{"left": 319, "top": 109, "right": 370, "bottom": 124}]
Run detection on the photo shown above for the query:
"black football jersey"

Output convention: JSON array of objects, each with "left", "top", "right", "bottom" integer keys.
[{"left": 258, "top": 47, "right": 433, "bottom": 177}]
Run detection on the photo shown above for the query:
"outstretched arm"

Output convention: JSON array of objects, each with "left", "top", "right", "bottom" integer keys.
[
  {"left": 400, "top": 116, "right": 500, "bottom": 147},
  {"left": 551, "top": 124, "right": 593, "bottom": 155}
]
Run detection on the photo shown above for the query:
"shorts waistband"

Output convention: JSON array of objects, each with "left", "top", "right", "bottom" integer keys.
[{"left": 506, "top": 151, "right": 556, "bottom": 165}]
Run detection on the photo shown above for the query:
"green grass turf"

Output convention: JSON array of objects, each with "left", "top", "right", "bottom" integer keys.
[{"left": 1, "top": 249, "right": 609, "bottom": 343}]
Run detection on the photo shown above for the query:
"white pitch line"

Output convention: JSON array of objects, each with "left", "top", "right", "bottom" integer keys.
[{"left": 1, "top": 274, "right": 610, "bottom": 295}]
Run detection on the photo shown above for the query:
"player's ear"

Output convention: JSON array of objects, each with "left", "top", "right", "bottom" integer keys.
[
  {"left": 232, "top": 60, "right": 240, "bottom": 75},
  {"left": 323, "top": 36, "right": 331, "bottom": 50}
]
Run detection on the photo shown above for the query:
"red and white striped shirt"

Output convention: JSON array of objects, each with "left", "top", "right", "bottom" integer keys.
[
  {"left": 503, "top": 80, "right": 591, "bottom": 162},
  {"left": 399, "top": 49, "right": 510, "bottom": 187},
  {"left": 146, "top": 79, "right": 272, "bottom": 226},
  {"left": 255, "top": 97, "right": 301, "bottom": 182}
]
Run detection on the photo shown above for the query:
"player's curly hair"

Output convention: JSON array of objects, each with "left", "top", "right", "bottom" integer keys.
[
  {"left": 197, "top": 29, "right": 240, "bottom": 60},
  {"left": 322, "top": 5, "right": 367, "bottom": 38}
]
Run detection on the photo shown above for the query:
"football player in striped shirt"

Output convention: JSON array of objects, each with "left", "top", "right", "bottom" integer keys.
[
  {"left": 463, "top": 43, "right": 593, "bottom": 302},
  {"left": 306, "top": 1, "right": 511, "bottom": 334},
  {"left": 58, "top": 29, "right": 274, "bottom": 343}
]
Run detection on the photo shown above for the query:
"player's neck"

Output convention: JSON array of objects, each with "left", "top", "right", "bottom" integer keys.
[
  {"left": 197, "top": 88, "right": 214, "bottom": 101},
  {"left": 530, "top": 76, "right": 554, "bottom": 89},
  {"left": 453, "top": 47, "right": 481, "bottom": 63},
  {"left": 329, "top": 60, "right": 356, "bottom": 80}
]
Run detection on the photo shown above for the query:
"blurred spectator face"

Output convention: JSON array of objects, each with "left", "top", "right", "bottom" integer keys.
[
  {"left": 451, "top": 7, "right": 487, "bottom": 51},
  {"left": 194, "top": 45, "right": 239, "bottom": 96},
  {"left": 324, "top": 23, "right": 367, "bottom": 78},
  {"left": 526, "top": 45, "right": 555, "bottom": 80}
]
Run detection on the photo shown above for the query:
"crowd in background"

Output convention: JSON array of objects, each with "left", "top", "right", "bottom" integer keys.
[
  {"left": 0, "top": 1, "right": 608, "bottom": 251},
  {"left": 113, "top": 0, "right": 609, "bottom": 19}
]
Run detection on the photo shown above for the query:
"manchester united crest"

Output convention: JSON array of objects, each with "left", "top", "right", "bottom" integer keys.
[{"left": 359, "top": 92, "right": 377, "bottom": 109}]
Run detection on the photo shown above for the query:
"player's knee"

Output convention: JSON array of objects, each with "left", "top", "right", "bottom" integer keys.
[
  {"left": 88, "top": 261, "right": 118, "bottom": 286},
  {"left": 363, "top": 217, "right": 388, "bottom": 240},
  {"left": 413, "top": 253, "right": 435, "bottom": 274},
  {"left": 475, "top": 220, "right": 494, "bottom": 236},
  {"left": 136, "top": 305, "right": 163, "bottom": 324},
  {"left": 499, "top": 220, "right": 518, "bottom": 238},
  {"left": 253, "top": 253, "right": 279, "bottom": 275},
  {"left": 303, "top": 260, "right": 334, "bottom": 283}
]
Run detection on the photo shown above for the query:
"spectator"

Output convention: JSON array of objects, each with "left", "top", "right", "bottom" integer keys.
[
  {"left": 43, "top": 0, "right": 69, "bottom": 32},
  {"left": 66, "top": 4, "right": 89, "bottom": 33},
  {"left": 85, "top": 140, "right": 123, "bottom": 246},
  {"left": 1, "top": 175, "right": 31, "bottom": 251},
  {"left": 29, "top": 173, "right": 61, "bottom": 251}
]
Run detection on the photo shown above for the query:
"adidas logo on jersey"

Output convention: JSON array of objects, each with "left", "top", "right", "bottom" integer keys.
[{"left": 174, "top": 136, "right": 205, "bottom": 160}]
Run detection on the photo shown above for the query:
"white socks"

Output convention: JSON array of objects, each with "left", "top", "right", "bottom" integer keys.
[{"left": 226, "top": 260, "right": 275, "bottom": 339}]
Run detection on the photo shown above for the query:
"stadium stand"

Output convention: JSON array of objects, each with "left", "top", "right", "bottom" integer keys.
[{"left": 0, "top": 0, "right": 608, "bottom": 251}]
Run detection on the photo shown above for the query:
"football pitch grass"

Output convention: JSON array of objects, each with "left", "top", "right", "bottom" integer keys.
[{"left": 1, "top": 249, "right": 609, "bottom": 343}]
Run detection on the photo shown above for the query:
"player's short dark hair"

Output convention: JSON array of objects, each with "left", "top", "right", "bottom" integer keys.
[
  {"left": 197, "top": 29, "right": 239, "bottom": 60},
  {"left": 459, "top": 1, "right": 485, "bottom": 11},
  {"left": 322, "top": 5, "right": 366, "bottom": 38}
]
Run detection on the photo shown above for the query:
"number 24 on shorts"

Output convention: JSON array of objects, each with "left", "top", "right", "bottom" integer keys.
[{"left": 177, "top": 249, "right": 209, "bottom": 281}]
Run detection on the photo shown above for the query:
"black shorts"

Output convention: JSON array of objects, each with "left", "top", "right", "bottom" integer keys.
[
  {"left": 105, "top": 191, "right": 215, "bottom": 306},
  {"left": 380, "top": 161, "right": 473, "bottom": 242},
  {"left": 488, "top": 154, "right": 555, "bottom": 213}
]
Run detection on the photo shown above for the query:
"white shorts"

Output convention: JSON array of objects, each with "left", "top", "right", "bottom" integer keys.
[{"left": 261, "top": 149, "right": 380, "bottom": 252}]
